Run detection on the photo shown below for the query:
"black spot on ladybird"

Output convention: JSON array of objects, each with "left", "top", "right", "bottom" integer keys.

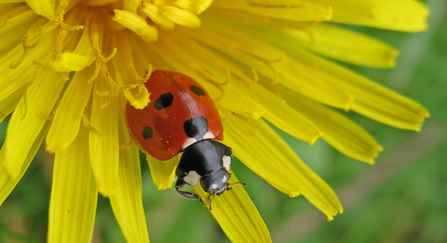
[
  {"left": 184, "top": 116, "right": 209, "bottom": 138},
  {"left": 154, "top": 93, "right": 173, "bottom": 110},
  {"left": 190, "top": 85, "right": 206, "bottom": 96},
  {"left": 142, "top": 126, "right": 153, "bottom": 139}
]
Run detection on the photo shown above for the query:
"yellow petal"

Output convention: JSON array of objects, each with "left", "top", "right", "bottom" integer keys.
[
  {"left": 73, "top": 15, "right": 95, "bottom": 55},
  {"left": 303, "top": 23, "right": 399, "bottom": 67},
  {"left": 245, "top": 20, "right": 399, "bottom": 68},
  {"left": 146, "top": 154, "right": 178, "bottom": 190},
  {"left": 161, "top": 6, "right": 201, "bottom": 28},
  {"left": 46, "top": 66, "right": 94, "bottom": 152},
  {"left": 48, "top": 126, "right": 98, "bottom": 243},
  {"left": 0, "top": 7, "right": 39, "bottom": 58},
  {"left": 87, "top": 0, "right": 120, "bottom": 6},
  {"left": 0, "top": 120, "right": 50, "bottom": 205},
  {"left": 194, "top": 173, "right": 271, "bottom": 243},
  {"left": 213, "top": 0, "right": 332, "bottom": 21},
  {"left": 192, "top": 0, "right": 213, "bottom": 15},
  {"left": 0, "top": 4, "right": 29, "bottom": 24},
  {"left": 49, "top": 16, "right": 96, "bottom": 73},
  {"left": 26, "top": 0, "right": 55, "bottom": 20},
  {"left": 122, "top": 84, "right": 151, "bottom": 110},
  {"left": 254, "top": 83, "right": 321, "bottom": 145},
  {"left": 274, "top": 55, "right": 353, "bottom": 110},
  {"left": 0, "top": 68, "right": 66, "bottom": 179},
  {"left": 113, "top": 9, "right": 158, "bottom": 42},
  {"left": 282, "top": 89, "right": 383, "bottom": 164},
  {"left": 188, "top": 20, "right": 353, "bottom": 110},
  {"left": 141, "top": 3, "right": 175, "bottom": 30},
  {"left": 197, "top": 19, "right": 283, "bottom": 69},
  {"left": 110, "top": 114, "right": 149, "bottom": 243},
  {"left": 0, "top": 86, "right": 23, "bottom": 124},
  {"left": 111, "top": 36, "right": 150, "bottom": 110},
  {"left": 50, "top": 52, "right": 95, "bottom": 72},
  {"left": 123, "top": 0, "right": 142, "bottom": 13},
  {"left": 290, "top": 49, "right": 430, "bottom": 131},
  {"left": 306, "top": 0, "right": 372, "bottom": 20},
  {"left": 223, "top": 112, "right": 343, "bottom": 220},
  {"left": 171, "top": 0, "right": 210, "bottom": 14},
  {"left": 318, "top": 0, "right": 429, "bottom": 32},
  {"left": 216, "top": 87, "right": 266, "bottom": 119},
  {"left": 0, "top": 26, "right": 57, "bottom": 101},
  {"left": 89, "top": 87, "right": 119, "bottom": 197}
]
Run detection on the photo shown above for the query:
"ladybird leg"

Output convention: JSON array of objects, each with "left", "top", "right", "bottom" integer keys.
[
  {"left": 175, "top": 178, "right": 200, "bottom": 200},
  {"left": 207, "top": 193, "right": 216, "bottom": 211},
  {"left": 198, "top": 197, "right": 206, "bottom": 206}
]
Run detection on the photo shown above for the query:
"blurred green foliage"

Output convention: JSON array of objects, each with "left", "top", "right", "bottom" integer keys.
[{"left": 1, "top": 0, "right": 446, "bottom": 242}]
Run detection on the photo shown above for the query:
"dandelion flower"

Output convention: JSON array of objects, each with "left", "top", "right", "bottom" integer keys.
[{"left": 0, "top": 0, "right": 429, "bottom": 242}]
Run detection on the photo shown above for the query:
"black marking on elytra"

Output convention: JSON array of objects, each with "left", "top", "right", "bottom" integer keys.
[
  {"left": 154, "top": 92, "right": 173, "bottom": 110},
  {"left": 184, "top": 116, "right": 209, "bottom": 138},
  {"left": 142, "top": 126, "right": 153, "bottom": 140},
  {"left": 190, "top": 85, "right": 206, "bottom": 96}
]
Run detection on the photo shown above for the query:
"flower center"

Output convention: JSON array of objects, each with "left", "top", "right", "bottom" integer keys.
[
  {"left": 85, "top": 0, "right": 213, "bottom": 42},
  {"left": 4, "top": 0, "right": 213, "bottom": 110}
]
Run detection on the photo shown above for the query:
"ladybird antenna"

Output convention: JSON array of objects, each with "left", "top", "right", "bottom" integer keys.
[
  {"left": 228, "top": 181, "right": 247, "bottom": 187},
  {"left": 224, "top": 181, "right": 246, "bottom": 192}
]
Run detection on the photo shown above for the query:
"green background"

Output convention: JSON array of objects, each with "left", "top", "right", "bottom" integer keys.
[{"left": 1, "top": 0, "right": 446, "bottom": 242}]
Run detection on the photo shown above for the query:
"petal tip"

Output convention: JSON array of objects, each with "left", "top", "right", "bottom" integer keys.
[
  {"left": 156, "top": 181, "right": 174, "bottom": 190},
  {"left": 98, "top": 186, "right": 117, "bottom": 198},
  {"left": 308, "top": 131, "right": 323, "bottom": 145},
  {"left": 288, "top": 191, "right": 302, "bottom": 198}
]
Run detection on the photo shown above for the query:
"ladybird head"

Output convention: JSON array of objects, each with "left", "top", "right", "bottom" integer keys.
[
  {"left": 199, "top": 168, "right": 247, "bottom": 210},
  {"left": 175, "top": 140, "right": 245, "bottom": 209},
  {"left": 200, "top": 167, "right": 231, "bottom": 194}
]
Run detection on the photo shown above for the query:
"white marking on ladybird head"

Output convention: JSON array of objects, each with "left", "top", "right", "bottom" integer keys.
[
  {"left": 183, "top": 170, "right": 200, "bottom": 186},
  {"left": 182, "top": 137, "right": 197, "bottom": 150},
  {"left": 222, "top": 155, "right": 231, "bottom": 171},
  {"left": 222, "top": 175, "right": 227, "bottom": 183},
  {"left": 203, "top": 131, "right": 215, "bottom": 140},
  {"left": 212, "top": 183, "right": 218, "bottom": 190}
]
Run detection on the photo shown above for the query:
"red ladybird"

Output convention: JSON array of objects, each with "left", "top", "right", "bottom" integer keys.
[{"left": 126, "top": 70, "right": 239, "bottom": 208}]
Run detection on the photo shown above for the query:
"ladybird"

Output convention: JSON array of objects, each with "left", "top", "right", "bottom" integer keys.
[{"left": 126, "top": 70, "right": 243, "bottom": 209}]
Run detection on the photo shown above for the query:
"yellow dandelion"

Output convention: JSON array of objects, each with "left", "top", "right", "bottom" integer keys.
[{"left": 0, "top": 0, "right": 430, "bottom": 242}]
